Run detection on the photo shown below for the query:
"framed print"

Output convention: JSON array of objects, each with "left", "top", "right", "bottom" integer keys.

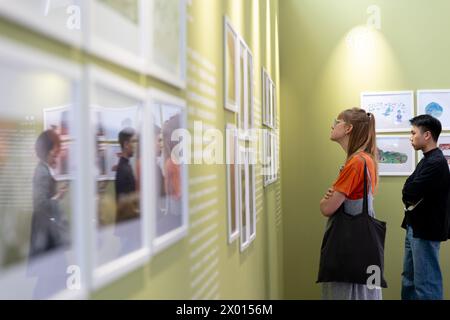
[
  {"left": 262, "top": 69, "right": 275, "bottom": 129},
  {"left": 0, "top": 0, "right": 83, "bottom": 46},
  {"left": 361, "top": 91, "right": 414, "bottom": 133},
  {"left": 0, "top": 38, "right": 85, "bottom": 299},
  {"left": 87, "top": 0, "right": 146, "bottom": 72},
  {"left": 147, "top": 0, "right": 187, "bottom": 88},
  {"left": 438, "top": 134, "right": 450, "bottom": 169},
  {"left": 224, "top": 17, "right": 239, "bottom": 113},
  {"left": 418, "top": 134, "right": 450, "bottom": 169},
  {"left": 238, "top": 41, "right": 247, "bottom": 131},
  {"left": 238, "top": 142, "right": 250, "bottom": 252},
  {"left": 225, "top": 124, "right": 239, "bottom": 244},
  {"left": 263, "top": 130, "right": 277, "bottom": 186},
  {"left": 248, "top": 137, "right": 257, "bottom": 242},
  {"left": 417, "top": 90, "right": 450, "bottom": 130},
  {"left": 148, "top": 88, "right": 189, "bottom": 254},
  {"left": 88, "top": 66, "right": 149, "bottom": 290},
  {"left": 377, "top": 135, "right": 416, "bottom": 176},
  {"left": 262, "top": 69, "right": 269, "bottom": 127}
]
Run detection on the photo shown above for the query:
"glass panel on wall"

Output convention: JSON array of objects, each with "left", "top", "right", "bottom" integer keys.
[
  {"left": 91, "top": 81, "right": 143, "bottom": 267},
  {"left": 0, "top": 43, "right": 79, "bottom": 299}
]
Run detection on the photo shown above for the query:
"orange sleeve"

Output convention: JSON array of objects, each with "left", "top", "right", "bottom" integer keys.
[{"left": 333, "top": 158, "right": 363, "bottom": 197}]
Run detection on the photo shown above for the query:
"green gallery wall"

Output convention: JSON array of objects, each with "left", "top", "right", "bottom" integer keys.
[
  {"left": 0, "top": 0, "right": 283, "bottom": 299},
  {"left": 280, "top": 0, "right": 450, "bottom": 299}
]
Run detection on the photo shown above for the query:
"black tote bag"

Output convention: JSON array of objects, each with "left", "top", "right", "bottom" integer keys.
[{"left": 317, "top": 159, "right": 387, "bottom": 288}]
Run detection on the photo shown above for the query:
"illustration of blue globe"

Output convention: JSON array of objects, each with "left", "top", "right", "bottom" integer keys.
[{"left": 425, "top": 102, "right": 443, "bottom": 118}]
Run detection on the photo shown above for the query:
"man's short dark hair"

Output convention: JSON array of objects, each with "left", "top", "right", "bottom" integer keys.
[
  {"left": 118, "top": 127, "right": 135, "bottom": 149},
  {"left": 409, "top": 114, "right": 442, "bottom": 142}
]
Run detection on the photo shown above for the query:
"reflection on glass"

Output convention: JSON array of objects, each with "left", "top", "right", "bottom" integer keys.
[
  {"left": 92, "top": 86, "right": 142, "bottom": 266},
  {"left": 0, "top": 59, "right": 76, "bottom": 299},
  {"left": 152, "top": 102, "right": 183, "bottom": 238}
]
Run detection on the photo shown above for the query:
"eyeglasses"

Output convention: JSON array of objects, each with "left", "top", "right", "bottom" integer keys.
[{"left": 332, "top": 118, "right": 345, "bottom": 128}]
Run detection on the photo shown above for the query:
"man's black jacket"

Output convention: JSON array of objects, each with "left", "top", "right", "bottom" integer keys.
[{"left": 402, "top": 147, "right": 450, "bottom": 241}]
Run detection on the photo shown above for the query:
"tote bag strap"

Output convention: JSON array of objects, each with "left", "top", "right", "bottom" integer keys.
[{"left": 359, "top": 156, "right": 369, "bottom": 216}]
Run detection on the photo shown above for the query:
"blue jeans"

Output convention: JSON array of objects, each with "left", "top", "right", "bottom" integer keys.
[{"left": 401, "top": 226, "right": 442, "bottom": 300}]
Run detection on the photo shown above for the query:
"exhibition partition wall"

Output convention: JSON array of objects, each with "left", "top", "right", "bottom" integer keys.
[{"left": 0, "top": 0, "right": 282, "bottom": 299}]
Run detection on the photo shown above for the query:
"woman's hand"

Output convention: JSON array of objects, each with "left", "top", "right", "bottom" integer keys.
[
  {"left": 323, "top": 187, "right": 334, "bottom": 200},
  {"left": 320, "top": 188, "right": 346, "bottom": 217}
]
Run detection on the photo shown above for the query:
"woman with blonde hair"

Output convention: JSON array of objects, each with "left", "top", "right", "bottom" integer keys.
[{"left": 318, "top": 107, "right": 383, "bottom": 300}]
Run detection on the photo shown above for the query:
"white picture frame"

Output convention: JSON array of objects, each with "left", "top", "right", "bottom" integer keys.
[
  {"left": 361, "top": 91, "right": 414, "bottom": 133},
  {"left": 417, "top": 90, "right": 450, "bottom": 130},
  {"left": 224, "top": 16, "right": 239, "bottom": 113},
  {"left": 226, "top": 124, "right": 240, "bottom": 244},
  {"left": 147, "top": 0, "right": 187, "bottom": 89},
  {"left": 248, "top": 136, "right": 257, "bottom": 242},
  {"left": 238, "top": 142, "right": 250, "bottom": 252},
  {"left": 86, "top": 0, "right": 147, "bottom": 72},
  {"left": 262, "top": 69, "right": 276, "bottom": 129},
  {"left": 0, "top": 37, "right": 86, "bottom": 299},
  {"left": 377, "top": 135, "right": 416, "bottom": 176},
  {"left": 263, "top": 130, "right": 278, "bottom": 186},
  {"left": 87, "top": 65, "right": 150, "bottom": 290},
  {"left": 148, "top": 88, "right": 189, "bottom": 255},
  {"left": 0, "top": 0, "right": 84, "bottom": 46}
]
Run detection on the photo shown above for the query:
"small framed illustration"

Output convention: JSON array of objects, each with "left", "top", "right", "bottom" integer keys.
[
  {"left": 377, "top": 135, "right": 416, "bottom": 176},
  {"left": 262, "top": 69, "right": 276, "bottom": 129},
  {"left": 147, "top": 0, "right": 187, "bottom": 88},
  {"left": 0, "top": 37, "right": 85, "bottom": 299},
  {"left": 238, "top": 141, "right": 250, "bottom": 252},
  {"left": 225, "top": 124, "right": 239, "bottom": 244},
  {"left": 417, "top": 90, "right": 450, "bottom": 130},
  {"left": 88, "top": 65, "right": 149, "bottom": 290},
  {"left": 247, "top": 137, "right": 257, "bottom": 242},
  {"left": 148, "top": 88, "right": 189, "bottom": 254},
  {"left": 87, "top": 0, "right": 146, "bottom": 72},
  {"left": 224, "top": 16, "right": 239, "bottom": 113},
  {"left": 417, "top": 134, "right": 450, "bottom": 170},
  {"left": 238, "top": 41, "right": 247, "bottom": 131},
  {"left": 0, "top": 0, "right": 83, "bottom": 46},
  {"left": 237, "top": 42, "right": 254, "bottom": 134},
  {"left": 361, "top": 91, "right": 414, "bottom": 133}
]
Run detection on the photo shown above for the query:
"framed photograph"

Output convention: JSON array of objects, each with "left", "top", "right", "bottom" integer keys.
[
  {"left": 377, "top": 135, "right": 416, "bottom": 176},
  {"left": 417, "top": 90, "right": 450, "bottom": 130},
  {"left": 88, "top": 66, "right": 149, "bottom": 290},
  {"left": 361, "top": 91, "right": 414, "bottom": 133},
  {"left": 225, "top": 124, "right": 239, "bottom": 244},
  {"left": 87, "top": 0, "right": 146, "bottom": 72},
  {"left": 224, "top": 17, "right": 239, "bottom": 113},
  {"left": 147, "top": 0, "right": 186, "bottom": 88},
  {"left": 148, "top": 88, "right": 189, "bottom": 254},
  {"left": 0, "top": 37, "right": 85, "bottom": 299},
  {"left": 0, "top": 0, "right": 83, "bottom": 46}
]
